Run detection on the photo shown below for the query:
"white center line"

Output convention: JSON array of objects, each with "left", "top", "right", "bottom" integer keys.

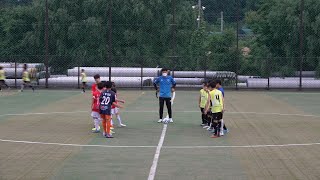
[{"left": 147, "top": 124, "right": 168, "bottom": 180}]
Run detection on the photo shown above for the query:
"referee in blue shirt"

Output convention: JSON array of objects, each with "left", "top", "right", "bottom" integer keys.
[{"left": 154, "top": 68, "right": 176, "bottom": 123}]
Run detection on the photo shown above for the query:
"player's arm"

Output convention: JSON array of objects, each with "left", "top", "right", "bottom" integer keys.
[
  {"left": 112, "top": 102, "right": 123, "bottom": 108},
  {"left": 171, "top": 77, "right": 176, "bottom": 92},
  {"left": 153, "top": 77, "right": 160, "bottom": 90},
  {"left": 220, "top": 93, "right": 224, "bottom": 111},
  {"left": 204, "top": 93, "right": 211, "bottom": 114},
  {"left": 116, "top": 98, "right": 125, "bottom": 104},
  {"left": 198, "top": 93, "right": 201, "bottom": 108}
]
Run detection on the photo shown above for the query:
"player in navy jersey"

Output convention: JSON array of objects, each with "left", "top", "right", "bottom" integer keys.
[{"left": 99, "top": 81, "right": 123, "bottom": 138}]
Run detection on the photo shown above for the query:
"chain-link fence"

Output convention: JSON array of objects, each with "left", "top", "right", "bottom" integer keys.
[{"left": 0, "top": 0, "right": 319, "bottom": 90}]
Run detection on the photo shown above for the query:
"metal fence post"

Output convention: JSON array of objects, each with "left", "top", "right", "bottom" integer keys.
[
  {"left": 77, "top": 66, "right": 80, "bottom": 89},
  {"left": 235, "top": 0, "right": 240, "bottom": 90},
  {"left": 299, "top": 0, "right": 304, "bottom": 91},
  {"left": 14, "top": 60, "right": 17, "bottom": 89},
  {"left": 108, "top": 0, "right": 113, "bottom": 82},
  {"left": 141, "top": 64, "right": 143, "bottom": 90},
  {"left": 45, "top": 0, "right": 49, "bottom": 88}
]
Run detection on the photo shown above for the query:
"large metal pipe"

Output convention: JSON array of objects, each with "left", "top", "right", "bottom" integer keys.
[
  {"left": 68, "top": 67, "right": 161, "bottom": 77},
  {"left": 0, "top": 63, "right": 44, "bottom": 68},
  {"left": 247, "top": 78, "right": 320, "bottom": 88}
]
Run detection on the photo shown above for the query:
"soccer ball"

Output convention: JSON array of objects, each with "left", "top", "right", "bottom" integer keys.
[{"left": 163, "top": 118, "right": 170, "bottom": 124}]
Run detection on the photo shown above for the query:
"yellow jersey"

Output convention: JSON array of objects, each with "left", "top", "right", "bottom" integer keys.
[
  {"left": 209, "top": 89, "right": 224, "bottom": 113},
  {"left": 199, "top": 89, "right": 209, "bottom": 108},
  {"left": 81, "top": 72, "right": 87, "bottom": 82},
  {"left": 23, "top": 71, "right": 30, "bottom": 82},
  {"left": 0, "top": 70, "right": 5, "bottom": 80}
]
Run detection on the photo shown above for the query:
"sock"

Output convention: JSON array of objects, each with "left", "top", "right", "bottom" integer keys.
[
  {"left": 111, "top": 119, "right": 114, "bottom": 126},
  {"left": 106, "top": 119, "right": 111, "bottom": 135},
  {"left": 117, "top": 115, "right": 122, "bottom": 124},
  {"left": 94, "top": 118, "right": 100, "bottom": 130},
  {"left": 220, "top": 119, "right": 224, "bottom": 132},
  {"left": 102, "top": 119, "right": 107, "bottom": 134},
  {"left": 21, "top": 84, "right": 24, "bottom": 90}
]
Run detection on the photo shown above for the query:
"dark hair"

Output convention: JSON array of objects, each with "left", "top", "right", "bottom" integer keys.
[
  {"left": 23, "top": 64, "right": 27, "bottom": 70},
  {"left": 94, "top": 74, "right": 100, "bottom": 80},
  {"left": 97, "top": 82, "right": 104, "bottom": 90},
  {"left": 0, "top": 66, "right": 3, "bottom": 70},
  {"left": 111, "top": 87, "right": 117, "bottom": 93},
  {"left": 104, "top": 81, "right": 113, "bottom": 88},
  {"left": 209, "top": 81, "right": 217, "bottom": 88},
  {"left": 215, "top": 79, "right": 222, "bottom": 85},
  {"left": 81, "top": 69, "right": 85, "bottom": 72},
  {"left": 161, "top": 68, "right": 168, "bottom": 72}
]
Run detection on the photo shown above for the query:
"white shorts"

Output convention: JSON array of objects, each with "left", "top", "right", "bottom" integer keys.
[
  {"left": 91, "top": 111, "right": 101, "bottom": 119},
  {"left": 111, "top": 108, "right": 119, "bottom": 115}
]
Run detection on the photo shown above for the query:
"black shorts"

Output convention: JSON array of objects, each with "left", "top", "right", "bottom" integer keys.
[
  {"left": 0, "top": 80, "right": 5, "bottom": 83},
  {"left": 211, "top": 112, "right": 223, "bottom": 121},
  {"left": 200, "top": 108, "right": 204, "bottom": 113},
  {"left": 23, "top": 81, "right": 30, "bottom": 84}
]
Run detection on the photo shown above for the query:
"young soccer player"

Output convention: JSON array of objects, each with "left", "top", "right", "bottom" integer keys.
[
  {"left": 81, "top": 69, "right": 87, "bottom": 93},
  {"left": 0, "top": 66, "right": 9, "bottom": 91},
  {"left": 205, "top": 81, "right": 224, "bottom": 138},
  {"left": 20, "top": 64, "right": 34, "bottom": 92},
  {"left": 91, "top": 74, "right": 101, "bottom": 94},
  {"left": 99, "top": 81, "right": 123, "bottom": 138},
  {"left": 91, "top": 82, "right": 104, "bottom": 133},
  {"left": 111, "top": 82, "right": 126, "bottom": 127},
  {"left": 199, "top": 81, "right": 209, "bottom": 126},
  {"left": 215, "top": 79, "right": 228, "bottom": 134}
]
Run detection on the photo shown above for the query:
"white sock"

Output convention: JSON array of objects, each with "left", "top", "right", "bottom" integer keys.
[
  {"left": 117, "top": 115, "right": 122, "bottom": 124},
  {"left": 94, "top": 118, "right": 101, "bottom": 130},
  {"left": 220, "top": 119, "right": 224, "bottom": 132}
]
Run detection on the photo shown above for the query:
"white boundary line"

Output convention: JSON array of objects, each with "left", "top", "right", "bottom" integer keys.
[
  {"left": 0, "top": 138, "right": 319, "bottom": 149},
  {"left": 0, "top": 139, "right": 156, "bottom": 148},
  {"left": 1, "top": 110, "right": 320, "bottom": 118},
  {"left": 147, "top": 124, "right": 168, "bottom": 180}
]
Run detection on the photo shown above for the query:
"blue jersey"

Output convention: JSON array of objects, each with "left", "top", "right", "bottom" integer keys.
[
  {"left": 218, "top": 87, "right": 225, "bottom": 97},
  {"left": 154, "top": 76, "right": 176, "bottom": 98},
  {"left": 99, "top": 89, "right": 116, "bottom": 115}
]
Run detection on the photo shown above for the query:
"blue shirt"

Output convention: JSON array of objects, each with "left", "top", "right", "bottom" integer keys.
[
  {"left": 99, "top": 89, "right": 116, "bottom": 115},
  {"left": 218, "top": 87, "right": 225, "bottom": 97},
  {"left": 154, "top": 76, "right": 176, "bottom": 98}
]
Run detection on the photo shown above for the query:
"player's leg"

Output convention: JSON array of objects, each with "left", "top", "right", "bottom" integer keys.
[
  {"left": 100, "top": 114, "right": 107, "bottom": 136},
  {"left": 165, "top": 98, "right": 173, "bottom": 122},
  {"left": 158, "top": 97, "right": 165, "bottom": 122},
  {"left": 0, "top": 80, "right": 3, "bottom": 91},
  {"left": 91, "top": 112, "right": 101, "bottom": 133},
  {"left": 20, "top": 81, "right": 25, "bottom": 92},
  {"left": 200, "top": 108, "right": 207, "bottom": 126},
  {"left": 105, "top": 115, "right": 113, "bottom": 138},
  {"left": 82, "top": 82, "right": 86, "bottom": 93},
  {"left": 28, "top": 82, "right": 34, "bottom": 92},
  {"left": 116, "top": 108, "right": 126, "bottom": 127}
]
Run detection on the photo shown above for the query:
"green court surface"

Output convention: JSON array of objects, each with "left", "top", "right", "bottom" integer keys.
[{"left": 0, "top": 90, "right": 320, "bottom": 180}]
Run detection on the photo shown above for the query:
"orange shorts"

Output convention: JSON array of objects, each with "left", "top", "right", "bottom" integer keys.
[{"left": 100, "top": 114, "right": 111, "bottom": 121}]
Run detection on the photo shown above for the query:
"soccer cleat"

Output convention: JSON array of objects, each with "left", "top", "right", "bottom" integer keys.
[
  {"left": 103, "top": 132, "right": 106, "bottom": 137},
  {"left": 203, "top": 126, "right": 209, "bottom": 129},
  {"left": 110, "top": 126, "right": 114, "bottom": 130},
  {"left": 224, "top": 129, "right": 229, "bottom": 134},
  {"left": 207, "top": 126, "right": 213, "bottom": 131},
  {"left": 92, "top": 127, "right": 101, "bottom": 133},
  {"left": 158, "top": 119, "right": 163, "bottom": 123},
  {"left": 169, "top": 118, "right": 173, "bottom": 123},
  {"left": 219, "top": 131, "right": 224, "bottom": 136},
  {"left": 211, "top": 135, "right": 220, "bottom": 138},
  {"left": 201, "top": 123, "right": 206, "bottom": 126},
  {"left": 119, "top": 123, "right": 126, "bottom": 127},
  {"left": 110, "top": 130, "right": 115, "bottom": 134},
  {"left": 105, "top": 134, "right": 114, "bottom": 138}
]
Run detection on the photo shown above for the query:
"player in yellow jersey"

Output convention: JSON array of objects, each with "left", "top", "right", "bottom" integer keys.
[
  {"left": 20, "top": 64, "right": 34, "bottom": 92},
  {"left": 81, "top": 69, "right": 87, "bottom": 93},
  {"left": 199, "top": 81, "right": 209, "bottom": 127},
  {"left": 205, "top": 81, "right": 224, "bottom": 138},
  {"left": 0, "top": 66, "right": 10, "bottom": 91}
]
